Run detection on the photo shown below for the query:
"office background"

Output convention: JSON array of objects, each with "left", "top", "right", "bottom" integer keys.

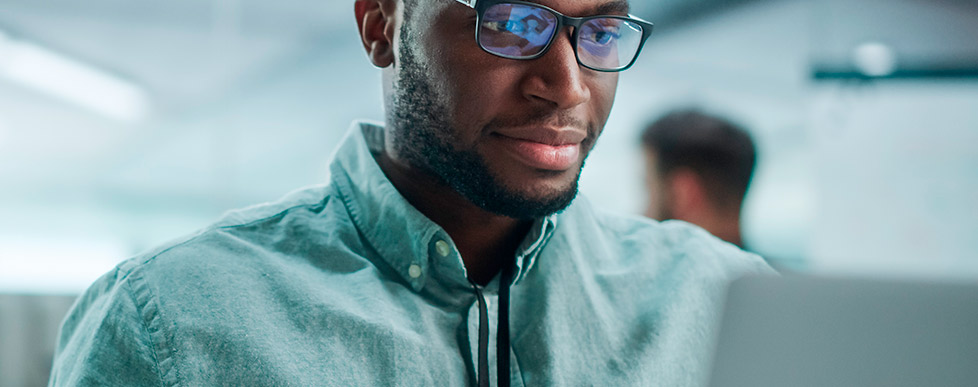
[{"left": 1, "top": 0, "right": 977, "bottom": 385}]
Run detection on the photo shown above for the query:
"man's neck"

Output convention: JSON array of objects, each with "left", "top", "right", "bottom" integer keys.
[
  {"left": 376, "top": 154, "right": 532, "bottom": 286},
  {"left": 681, "top": 211, "right": 743, "bottom": 248}
]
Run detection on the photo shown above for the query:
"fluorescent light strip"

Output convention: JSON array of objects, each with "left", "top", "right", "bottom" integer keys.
[
  {"left": 0, "top": 30, "right": 151, "bottom": 122},
  {"left": 0, "top": 236, "right": 128, "bottom": 294}
]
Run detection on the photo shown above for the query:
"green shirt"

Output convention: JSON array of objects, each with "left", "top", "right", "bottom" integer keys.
[{"left": 50, "top": 121, "right": 771, "bottom": 386}]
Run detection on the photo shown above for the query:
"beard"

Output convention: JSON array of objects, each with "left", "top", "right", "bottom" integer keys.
[{"left": 387, "top": 35, "right": 587, "bottom": 220}]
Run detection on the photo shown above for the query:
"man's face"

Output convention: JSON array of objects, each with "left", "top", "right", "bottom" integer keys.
[{"left": 387, "top": 0, "right": 621, "bottom": 219}]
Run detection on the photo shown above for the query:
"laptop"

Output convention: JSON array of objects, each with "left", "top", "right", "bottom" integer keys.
[{"left": 707, "top": 274, "right": 978, "bottom": 387}]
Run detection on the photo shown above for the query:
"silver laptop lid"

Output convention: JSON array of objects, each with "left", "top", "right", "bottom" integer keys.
[{"left": 707, "top": 275, "right": 978, "bottom": 387}]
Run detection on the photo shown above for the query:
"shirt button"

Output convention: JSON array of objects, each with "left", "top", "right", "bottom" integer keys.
[
  {"left": 435, "top": 240, "right": 452, "bottom": 257},
  {"left": 408, "top": 264, "right": 423, "bottom": 279}
]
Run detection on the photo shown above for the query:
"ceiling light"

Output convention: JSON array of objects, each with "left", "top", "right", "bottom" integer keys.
[
  {"left": 0, "top": 30, "right": 151, "bottom": 122},
  {"left": 852, "top": 42, "right": 898, "bottom": 78}
]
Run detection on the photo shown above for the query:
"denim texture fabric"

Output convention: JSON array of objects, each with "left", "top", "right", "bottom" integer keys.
[{"left": 50, "top": 121, "right": 772, "bottom": 386}]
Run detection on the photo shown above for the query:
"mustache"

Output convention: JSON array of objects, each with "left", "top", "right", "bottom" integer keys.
[{"left": 483, "top": 110, "right": 593, "bottom": 135}]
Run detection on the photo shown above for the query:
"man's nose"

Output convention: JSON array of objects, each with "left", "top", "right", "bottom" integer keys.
[{"left": 519, "top": 31, "right": 591, "bottom": 110}]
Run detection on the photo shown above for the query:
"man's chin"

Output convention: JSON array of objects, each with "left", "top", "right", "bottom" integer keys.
[
  {"left": 514, "top": 183, "right": 576, "bottom": 205},
  {"left": 479, "top": 179, "right": 580, "bottom": 219}
]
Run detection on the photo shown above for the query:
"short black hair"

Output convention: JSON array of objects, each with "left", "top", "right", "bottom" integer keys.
[{"left": 640, "top": 109, "right": 757, "bottom": 213}]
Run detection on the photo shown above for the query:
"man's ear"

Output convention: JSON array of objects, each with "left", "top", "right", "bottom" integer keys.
[{"left": 355, "top": 0, "right": 398, "bottom": 68}]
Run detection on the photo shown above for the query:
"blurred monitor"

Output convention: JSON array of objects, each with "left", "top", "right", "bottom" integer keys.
[
  {"left": 708, "top": 275, "right": 978, "bottom": 387},
  {"left": 0, "top": 294, "right": 78, "bottom": 387}
]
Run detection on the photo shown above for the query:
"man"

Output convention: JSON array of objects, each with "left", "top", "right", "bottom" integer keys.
[
  {"left": 50, "top": 1, "right": 770, "bottom": 386},
  {"left": 640, "top": 109, "right": 757, "bottom": 248}
]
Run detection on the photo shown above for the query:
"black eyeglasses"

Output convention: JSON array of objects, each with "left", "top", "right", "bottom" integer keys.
[{"left": 453, "top": 0, "right": 654, "bottom": 72}]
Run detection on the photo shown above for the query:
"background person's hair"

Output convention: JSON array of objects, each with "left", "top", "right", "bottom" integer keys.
[{"left": 640, "top": 109, "right": 757, "bottom": 214}]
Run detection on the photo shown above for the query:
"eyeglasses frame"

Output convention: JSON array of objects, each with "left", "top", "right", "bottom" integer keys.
[{"left": 453, "top": 0, "right": 655, "bottom": 72}]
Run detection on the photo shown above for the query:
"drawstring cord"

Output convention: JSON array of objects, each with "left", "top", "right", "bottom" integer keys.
[
  {"left": 470, "top": 261, "right": 514, "bottom": 387},
  {"left": 498, "top": 261, "right": 513, "bottom": 387}
]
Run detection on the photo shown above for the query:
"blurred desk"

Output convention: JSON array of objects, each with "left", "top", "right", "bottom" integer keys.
[{"left": 0, "top": 294, "right": 78, "bottom": 387}]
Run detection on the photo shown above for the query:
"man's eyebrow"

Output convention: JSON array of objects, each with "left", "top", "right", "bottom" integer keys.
[{"left": 595, "top": 0, "right": 631, "bottom": 15}]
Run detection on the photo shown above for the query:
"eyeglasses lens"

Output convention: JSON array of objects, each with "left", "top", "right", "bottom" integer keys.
[
  {"left": 577, "top": 18, "right": 644, "bottom": 70},
  {"left": 479, "top": 4, "right": 558, "bottom": 58},
  {"left": 479, "top": 4, "right": 645, "bottom": 70}
]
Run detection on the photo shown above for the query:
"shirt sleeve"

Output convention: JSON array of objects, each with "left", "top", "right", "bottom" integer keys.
[{"left": 49, "top": 268, "right": 165, "bottom": 387}]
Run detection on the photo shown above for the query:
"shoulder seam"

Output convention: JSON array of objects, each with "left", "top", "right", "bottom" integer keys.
[
  {"left": 216, "top": 198, "right": 327, "bottom": 231},
  {"left": 123, "top": 273, "right": 171, "bottom": 387}
]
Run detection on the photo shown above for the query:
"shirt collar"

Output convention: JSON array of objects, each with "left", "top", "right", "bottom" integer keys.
[{"left": 330, "top": 121, "right": 557, "bottom": 292}]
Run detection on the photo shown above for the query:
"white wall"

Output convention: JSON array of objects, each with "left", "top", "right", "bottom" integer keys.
[{"left": 810, "top": 80, "right": 978, "bottom": 276}]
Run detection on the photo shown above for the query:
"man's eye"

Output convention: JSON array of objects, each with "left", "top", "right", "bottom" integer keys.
[
  {"left": 506, "top": 20, "right": 522, "bottom": 32},
  {"left": 588, "top": 30, "right": 619, "bottom": 45},
  {"left": 485, "top": 20, "right": 527, "bottom": 34}
]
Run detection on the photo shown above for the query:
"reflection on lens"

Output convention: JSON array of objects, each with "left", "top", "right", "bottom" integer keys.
[
  {"left": 578, "top": 18, "right": 643, "bottom": 70},
  {"left": 479, "top": 4, "right": 558, "bottom": 58}
]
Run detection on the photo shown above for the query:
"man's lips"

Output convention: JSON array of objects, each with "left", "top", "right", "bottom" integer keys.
[
  {"left": 492, "top": 129, "right": 586, "bottom": 171},
  {"left": 493, "top": 126, "right": 588, "bottom": 146}
]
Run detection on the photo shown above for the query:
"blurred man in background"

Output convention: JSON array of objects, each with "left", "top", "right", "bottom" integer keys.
[{"left": 640, "top": 109, "right": 757, "bottom": 248}]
